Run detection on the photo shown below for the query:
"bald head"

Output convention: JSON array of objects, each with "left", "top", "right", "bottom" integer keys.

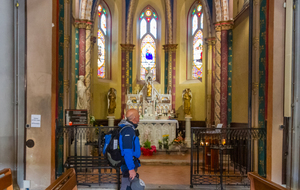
[{"left": 126, "top": 109, "right": 140, "bottom": 124}]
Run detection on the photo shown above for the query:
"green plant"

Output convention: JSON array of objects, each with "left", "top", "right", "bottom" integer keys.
[{"left": 143, "top": 139, "right": 152, "bottom": 149}]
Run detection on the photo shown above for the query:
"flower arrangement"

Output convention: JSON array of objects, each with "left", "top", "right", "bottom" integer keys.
[
  {"left": 162, "top": 134, "right": 170, "bottom": 149},
  {"left": 140, "top": 139, "right": 157, "bottom": 156},
  {"left": 172, "top": 135, "right": 184, "bottom": 146}
]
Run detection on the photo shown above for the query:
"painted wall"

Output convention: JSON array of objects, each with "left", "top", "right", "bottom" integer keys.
[
  {"left": 26, "top": 0, "right": 53, "bottom": 189},
  {"left": 91, "top": 0, "right": 208, "bottom": 121},
  {"left": 232, "top": 14, "right": 249, "bottom": 123}
]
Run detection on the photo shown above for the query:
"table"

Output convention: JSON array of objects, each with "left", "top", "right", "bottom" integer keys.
[{"left": 138, "top": 120, "right": 179, "bottom": 148}]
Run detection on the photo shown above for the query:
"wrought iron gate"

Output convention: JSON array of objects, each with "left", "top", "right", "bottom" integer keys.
[
  {"left": 56, "top": 126, "right": 121, "bottom": 188},
  {"left": 190, "top": 127, "right": 266, "bottom": 189}
]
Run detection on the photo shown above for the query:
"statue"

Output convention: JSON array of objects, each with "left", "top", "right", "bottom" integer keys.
[
  {"left": 76, "top": 75, "right": 87, "bottom": 109},
  {"left": 147, "top": 83, "right": 152, "bottom": 97},
  {"left": 183, "top": 88, "right": 192, "bottom": 116},
  {"left": 107, "top": 88, "right": 117, "bottom": 115}
]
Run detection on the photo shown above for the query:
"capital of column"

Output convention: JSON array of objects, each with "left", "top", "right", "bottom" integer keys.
[
  {"left": 74, "top": 19, "right": 89, "bottom": 29},
  {"left": 214, "top": 20, "right": 234, "bottom": 31},
  {"left": 205, "top": 37, "right": 216, "bottom": 45},
  {"left": 120, "top": 44, "right": 135, "bottom": 51},
  {"left": 162, "top": 44, "right": 178, "bottom": 52}
]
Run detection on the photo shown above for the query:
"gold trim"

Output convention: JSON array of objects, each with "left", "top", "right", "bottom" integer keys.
[
  {"left": 64, "top": 35, "right": 70, "bottom": 48},
  {"left": 214, "top": 20, "right": 234, "bottom": 31},
  {"left": 120, "top": 44, "right": 135, "bottom": 51},
  {"left": 86, "top": 24, "right": 92, "bottom": 30},
  {"left": 163, "top": 44, "right": 178, "bottom": 51}
]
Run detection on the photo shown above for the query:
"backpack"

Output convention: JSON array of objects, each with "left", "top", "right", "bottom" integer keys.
[{"left": 102, "top": 126, "right": 135, "bottom": 168}]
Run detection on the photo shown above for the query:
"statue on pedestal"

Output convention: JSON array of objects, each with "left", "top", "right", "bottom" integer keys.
[
  {"left": 76, "top": 75, "right": 87, "bottom": 109},
  {"left": 107, "top": 88, "right": 117, "bottom": 115},
  {"left": 183, "top": 88, "right": 192, "bottom": 116}
]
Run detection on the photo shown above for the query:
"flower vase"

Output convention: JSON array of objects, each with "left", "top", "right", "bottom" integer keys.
[
  {"left": 164, "top": 144, "right": 169, "bottom": 150},
  {"left": 159, "top": 144, "right": 162, "bottom": 149}
]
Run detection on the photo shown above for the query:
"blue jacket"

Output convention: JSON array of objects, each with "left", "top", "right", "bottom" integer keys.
[{"left": 118, "top": 120, "right": 141, "bottom": 171}]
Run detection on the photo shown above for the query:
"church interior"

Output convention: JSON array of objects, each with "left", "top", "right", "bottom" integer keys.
[{"left": 1, "top": 0, "right": 300, "bottom": 190}]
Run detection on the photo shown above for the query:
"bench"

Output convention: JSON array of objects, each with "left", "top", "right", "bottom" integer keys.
[
  {"left": 248, "top": 172, "right": 286, "bottom": 190},
  {"left": 46, "top": 168, "right": 77, "bottom": 190},
  {"left": 0, "top": 168, "right": 13, "bottom": 190}
]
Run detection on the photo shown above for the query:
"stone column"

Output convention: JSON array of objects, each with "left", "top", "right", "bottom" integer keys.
[
  {"left": 205, "top": 38, "right": 215, "bottom": 126},
  {"left": 85, "top": 23, "right": 92, "bottom": 116},
  {"left": 107, "top": 116, "right": 115, "bottom": 127},
  {"left": 185, "top": 116, "right": 192, "bottom": 148},
  {"left": 120, "top": 44, "right": 135, "bottom": 118},
  {"left": 163, "top": 44, "right": 178, "bottom": 110}
]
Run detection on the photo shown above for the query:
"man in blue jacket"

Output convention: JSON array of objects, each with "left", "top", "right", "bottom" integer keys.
[{"left": 118, "top": 109, "right": 141, "bottom": 190}]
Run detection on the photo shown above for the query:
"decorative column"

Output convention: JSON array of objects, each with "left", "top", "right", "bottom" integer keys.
[
  {"left": 120, "top": 44, "right": 135, "bottom": 118},
  {"left": 205, "top": 38, "right": 215, "bottom": 126},
  {"left": 85, "top": 23, "right": 92, "bottom": 116},
  {"left": 163, "top": 44, "right": 178, "bottom": 110},
  {"left": 227, "top": 30, "right": 233, "bottom": 127},
  {"left": 214, "top": 21, "right": 233, "bottom": 128},
  {"left": 57, "top": 0, "right": 64, "bottom": 176},
  {"left": 258, "top": 0, "right": 267, "bottom": 177},
  {"left": 252, "top": 0, "right": 260, "bottom": 173},
  {"left": 211, "top": 41, "right": 216, "bottom": 125},
  {"left": 64, "top": 0, "right": 71, "bottom": 116},
  {"left": 185, "top": 116, "right": 192, "bottom": 148},
  {"left": 78, "top": 22, "right": 86, "bottom": 77},
  {"left": 214, "top": 25, "right": 222, "bottom": 125},
  {"left": 74, "top": 24, "right": 79, "bottom": 108}
]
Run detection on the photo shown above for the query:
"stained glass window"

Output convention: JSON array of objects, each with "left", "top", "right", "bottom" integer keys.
[
  {"left": 139, "top": 7, "right": 158, "bottom": 81},
  {"left": 200, "top": 13, "right": 203, "bottom": 29},
  {"left": 101, "top": 14, "right": 106, "bottom": 35},
  {"left": 141, "top": 34, "right": 156, "bottom": 80},
  {"left": 98, "top": 30, "right": 105, "bottom": 78},
  {"left": 140, "top": 19, "right": 147, "bottom": 39},
  {"left": 189, "top": 3, "right": 204, "bottom": 79},
  {"left": 150, "top": 18, "right": 157, "bottom": 38},
  {"left": 192, "top": 31, "right": 203, "bottom": 79},
  {"left": 192, "top": 15, "right": 198, "bottom": 35},
  {"left": 97, "top": 3, "right": 110, "bottom": 79}
]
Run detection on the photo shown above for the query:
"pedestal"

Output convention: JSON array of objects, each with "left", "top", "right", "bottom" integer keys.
[
  {"left": 107, "top": 116, "right": 115, "bottom": 127},
  {"left": 185, "top": 116, "right": 192, "bottom": 148}
]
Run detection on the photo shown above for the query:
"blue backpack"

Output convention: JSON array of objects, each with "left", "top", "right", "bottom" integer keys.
[{"left": 103, "top": 126, "right": 135, "bottom": 168}]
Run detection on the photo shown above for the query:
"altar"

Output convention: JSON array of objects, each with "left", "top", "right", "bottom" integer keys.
[
  {"left": 125, "top": 73, "right": 179, "bottom": 147},
  {"left": 138, "top": 120, "right": 178, "bottom": 148}
]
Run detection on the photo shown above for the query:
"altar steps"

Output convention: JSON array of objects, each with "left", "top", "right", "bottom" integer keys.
[{"left": 139, "top": 151, "right": 191, "bottom": 166}]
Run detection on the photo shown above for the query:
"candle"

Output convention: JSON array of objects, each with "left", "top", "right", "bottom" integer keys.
[
  {"left": 206, "top": 142, "right": 209, "bottom": 146},
  {"left": 222, "top": 139, "right": 226, "bottom": 145}
]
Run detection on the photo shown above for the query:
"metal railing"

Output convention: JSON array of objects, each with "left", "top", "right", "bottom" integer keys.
[
  {"left": 56, "top": 126, "right": 121, "bottom": 188},
  {"left": 190, "top": 127, "right": 266, "bottom": 190}
]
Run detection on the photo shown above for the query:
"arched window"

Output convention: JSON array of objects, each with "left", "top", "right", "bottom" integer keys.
[
  {"left": 97, "top": 3, "right": 111, "bottom": 79},
  {"left": 188, "top": 3, "right": 204, "bottom": 80},
  {"left": 138, "top": 7, "right": 159, "bottom": 81}
]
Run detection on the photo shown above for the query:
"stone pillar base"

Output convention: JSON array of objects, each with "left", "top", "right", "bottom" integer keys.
[
  {"left": 107, "top": 116, "right": 115, "bottom": 127},
  {"left": 185, "top": 116, "right": 192, "bottom": 148}
]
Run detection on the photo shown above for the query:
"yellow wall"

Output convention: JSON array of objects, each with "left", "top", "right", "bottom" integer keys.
[
  {"left": 232, "top": 14, "right": 249, "bottom": 123},
  {"left": 91, "top": 0, "right": 208, "bottom": 121},
  {"left": 92, "top": 0, "right": 122, "bottom": 120}
]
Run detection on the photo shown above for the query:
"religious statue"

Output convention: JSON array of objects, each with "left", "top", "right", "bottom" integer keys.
[
  {"left": 107, "top": 88, "right": 117, "bottom": 115},
  {"left": 146, "top": 75, "right": 152, "bottom": 97},
  {"left": 182, "top": 88, "right": 192, "bottom": 116},
  {"left": 147, "top": 83, "right": 152, "bottom": 97},
  {"left": 76, "top": 75, "right": 87, "bottom": 109}
]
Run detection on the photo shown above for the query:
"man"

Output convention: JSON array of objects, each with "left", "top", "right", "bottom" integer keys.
[{"left": 118, "top": 109, "right": 141, "bottom": 190}]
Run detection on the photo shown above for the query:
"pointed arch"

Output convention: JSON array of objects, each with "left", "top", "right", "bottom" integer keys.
[
  {"left": 137, "top": 5, "right": 160, "bottom": 81},
  {"left": 96, "top": 1, "right": 111, "bottom": 79}
]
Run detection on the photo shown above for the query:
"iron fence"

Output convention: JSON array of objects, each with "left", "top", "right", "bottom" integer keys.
[
  {"left": 190, "top": 127, "right": 266, "bottom": 190},
  {"left": 56, "top": 126, "right": 121, "bottom": 188}
]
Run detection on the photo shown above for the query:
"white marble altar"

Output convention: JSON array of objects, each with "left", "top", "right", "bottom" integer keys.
[{"left": 138, "top": 120, "right": 178, "bottom": 148}]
